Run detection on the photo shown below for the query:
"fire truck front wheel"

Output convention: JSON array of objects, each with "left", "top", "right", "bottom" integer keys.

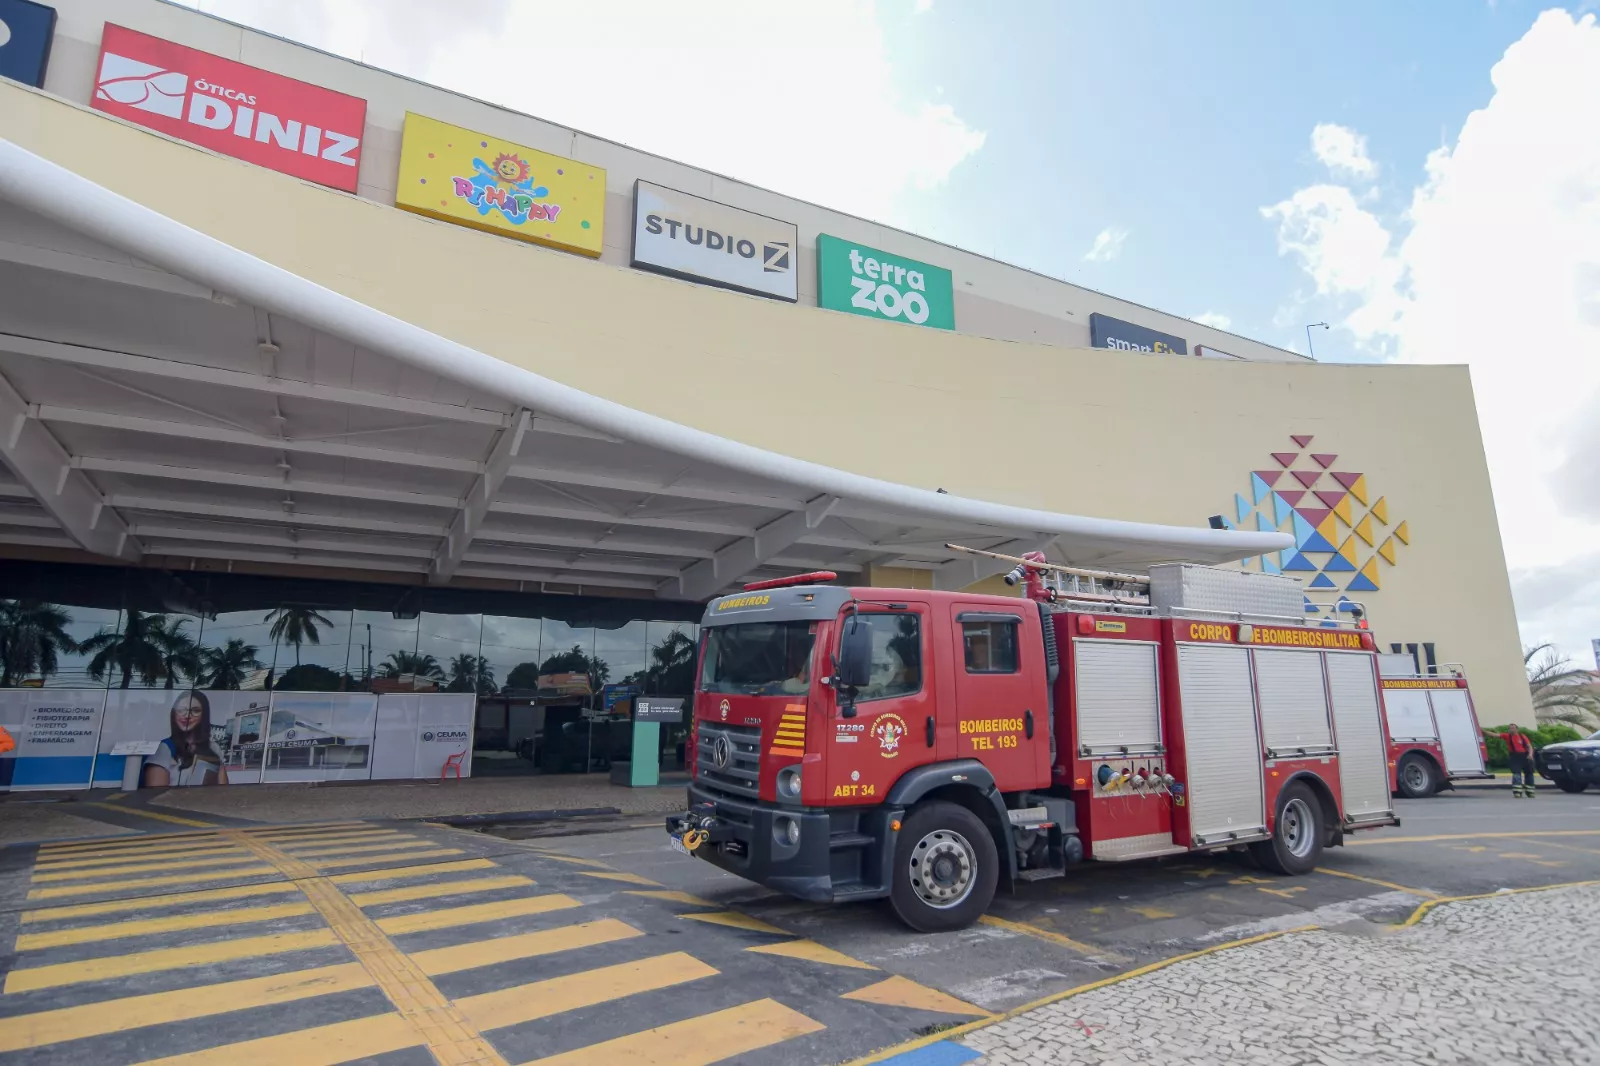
[
  {"left": 889, "top": 801, "right": 998, "bottom": 933},
  {"left": 1251, "top": 781, "right": 1323, "bottom": 876}
]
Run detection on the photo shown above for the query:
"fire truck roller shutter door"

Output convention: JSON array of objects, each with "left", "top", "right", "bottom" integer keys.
[
  {"left": 1253, "top": 649, "right": 1335, "bottom": 756},
  {"left": 1325, "top": 652, "right": 1396, "bottom": 823},
  {"left": 1075, "top": 641, "right": 1161, "bottom": 754},
  {"left": 1175, "top": 643, "right": 1267, "bottom": 844},
  {"left": 1430, "top": 689, "right": 1486, "bottom": 775},
  {"left": 1382, "top": 687, "right": 1439, "bottom": 743}
]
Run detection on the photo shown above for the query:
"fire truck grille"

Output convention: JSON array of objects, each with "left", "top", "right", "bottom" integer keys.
[{"left": 697, "top": 722, "right": 762, "bottom": 799}]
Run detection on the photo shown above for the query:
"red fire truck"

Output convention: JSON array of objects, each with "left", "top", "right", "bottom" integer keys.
[
  {"left": 1378, "top": 656, "right": 1491, "bottom": 797},
  {"left": 667, "top": 550, "right": 1400, "bottom": 931}
]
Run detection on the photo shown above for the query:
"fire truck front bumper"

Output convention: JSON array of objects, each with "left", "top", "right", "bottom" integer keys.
[{"left": 665, "top": 782, "right": 895, "bottom": 903}]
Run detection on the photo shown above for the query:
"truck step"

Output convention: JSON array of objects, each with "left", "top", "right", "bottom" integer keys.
[
  {"left": 1008, "top": 806, "right": 1049, "bottom": 826},
  {"left": 1016, "top": 867, "right": 1066, "bottom": 882},
  {"left": 828, "top": 833, "right": 875, "bottom": 850},
  {"left": 1093, "top": 844, "right": 1189, "bottom": 862}
]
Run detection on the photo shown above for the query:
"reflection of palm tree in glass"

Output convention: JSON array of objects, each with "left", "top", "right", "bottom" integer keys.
[
  {"left": 446, "top": 654, "right": 496, "bottom": 695},
  {"left": 539, "top": 644, "right": 610, "bottom": 692},
  {"left": 380, "top": 650, "right": 446, "bottom": 681},
  {"left": 153, "top": 617, "right": 203, "bottom": 690},
  {"left": 200, "top": 638, "right": 263, "bottom": 690},
  {"left": 0, "top": 600, "right": 80, "bottom": 687},
  {"left": 80, "top": 609, "right": 168, "bottom": 688},
  {"left": 265, "top": 606, "right": 334, "bottom": 665},
  {"left": 643, "top": 630, "right": 697, "bottom": 695}
]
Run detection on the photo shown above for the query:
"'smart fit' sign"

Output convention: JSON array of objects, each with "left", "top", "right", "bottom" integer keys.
[{"left": 816, "top": 234, "right": 954, "bottom": 330}]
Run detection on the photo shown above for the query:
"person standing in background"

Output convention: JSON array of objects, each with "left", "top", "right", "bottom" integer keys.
[{"left": 1483, "top": 725, "right": 1536, "bottom": 798}]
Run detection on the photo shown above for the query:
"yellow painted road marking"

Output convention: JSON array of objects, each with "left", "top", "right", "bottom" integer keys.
[
  {"left": 528, "top": 997, "right": 825, "bottom": 1066},
  {"left": 30, "top": 853, "right": 266, "bottom": 881},
  {"left": 407, "top": 918, "right": 644, "bottom": 976},
  {"left": 15, "top": 900, "right": 317, "bottom": 951},
  {"left": 374, "top": 893, "right": 582, "bottom": 936},
  {"left": 132, "top": 1012, "right": 415, "bottom": 1066},
  {"left": 274, "top": 831, "right": 416, "bottom": 850},
  {"left": 20, "top": 881, "right": 300, "bottom": 923},
  {"left": 0, "top": 962, "right": 372, "bottom": 1053},
  {"left": 1398, "top": 880, "right": 1600, "bottom": 927},
  {"left": 39, "top": 829, "right": 220, "bottom": 853},
  {"left": 457, "top": 952, "right": 718, "bottom": 1031},
  {"left": 226, "top": 830, "right": 510, "bottom": 1066},
  {"left": 1525, "top": 839, "right": 1600, "bottom": 857},
  {"left": 977, "top": 914, "right": 1124, "bottom": 960},
  {"left": 83, "top": 802, "right": 220, "bottom": 828},
  {"left": 746, "top": 939, "right": 878, "bottom": 969},
  {"left": 247, "top": 821, "right": 375, "bottom": 835},
  {"left": 1348, "top": 829, "right": 1600, "bottom": 846},
  {"left": 625, "top": 889, "right": 720, "bottom": 907},
  {"left": 309, "top": 848, "right": 464, "bottom": 870},
  {"left": 577, "top": 869, "right": 661, "bottom": 886},
  {"left": 328, "top": 858, "right": 497, "bottom": 884},
  {"left": 1128, "top": 904, "right": 1177, "bottom": 919},
  {"left": 842, "top": 975, "right": 991, "bottom": 1016},
  {"left": 1257, "top": 885, "right": 1308, "bottom": 899},
  {"left": 680, "top": 910, "right": 789, "bottom": 934},
  {"left": 3, "top": 928, "right": 341, "bottom": 992},
  {"left": 34, "top": 840, "right": 243, "bottom": 866},
  {"left": 349, "top": 874, "right": 534, "bottom": 907},
  {"left": 537, "top": 853, "right": 616, "bottom": 868},
  {"left": 1315, "top": 867, "right": 1442, "bottom": 898},
  {"left": 286, "top": 838, "right": 433, "bottom": 859},
  {"left": 27, "top": 865, "right": 280, "bottom": 900},
  {"left": 839, "top": 925, "right": 1318, "bottom": 1066}
]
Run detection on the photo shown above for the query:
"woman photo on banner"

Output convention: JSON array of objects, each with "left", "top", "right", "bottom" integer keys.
[{"left": 142, "top": 690, "right": 229, "bottom": 787}]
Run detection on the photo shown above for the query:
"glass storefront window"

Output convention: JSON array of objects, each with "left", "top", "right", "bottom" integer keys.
[{"left": 418, "top": 612, "right": 488, "bottom": 695}]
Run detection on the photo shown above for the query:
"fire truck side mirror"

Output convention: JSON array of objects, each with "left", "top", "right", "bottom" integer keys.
[{"left": 837, "top": 614, "right": 874, "bottom": 697}]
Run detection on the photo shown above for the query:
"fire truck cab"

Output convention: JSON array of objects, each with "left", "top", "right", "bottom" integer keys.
[
  {"left": 667, "top": 559, "right": 1400, "bottom": 931},
  {"left": 1378, "top": 655, "right": 1491, "bottom": 797}
]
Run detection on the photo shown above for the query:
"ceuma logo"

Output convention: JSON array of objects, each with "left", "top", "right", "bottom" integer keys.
[
  {"left": 422, "top": 729, "right": 469, "bottom": 742},
  {"left": 421, "top": 731, "right": 435, "bottom": 742}
]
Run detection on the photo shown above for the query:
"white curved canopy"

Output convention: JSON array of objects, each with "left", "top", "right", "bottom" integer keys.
[{"left": 0, "top": 138, "right": 1292, "bottom": 599}]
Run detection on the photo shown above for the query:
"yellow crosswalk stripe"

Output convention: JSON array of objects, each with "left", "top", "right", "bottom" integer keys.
[
  {"left": 348, "top": 874, "right": 534, "bottom": 907},
  {"left": 31, "top": 853, "right": 266, "bottom": 882},
  {"left": 309, "top": 848, "right": 463, "bottom": 870},
  {"left": 39, "top": 830, "right": 220, "bottom": 853},
  {"left": 132, "top": 1013, "right": 415, "bottom": 1066},
  {"left": 15, "top": 900, "right": 318, "bottom": 951},
  {"left": 0, "top": 919, "right": 651, "bottom": 1054},
  {"left": 247, "top": 822, "right": 376, "bottom": 837},
  {"left": 34, "top": 840, "right": 243, "bottom": 865},
  {"left": 0, "top": 962, "right": 373, "bottom": 1053},
  {"left": 3, "top": 929, "right": 341, "bottom": 993},
  {"left": 373, "top": 894, "right": 582, "bottom": 936},
  {"left": 83, "top": 803, "right": 219, "bottom": 828},
  {"left": 273, "top": 831, "right": 414, "bottom": 849},
  {"left": 577, "top": 870, "right": 661, "bottom": 886},
  {"left": 20, "top": 881, "right": 300, "bottom": 924},
  {"left": 527, "top": 997, "right": 825, "bottom": 1066},
  {"left": 283, "top": 838, "right": 432, "bottom": 859},
  {"left": 27, "top": 865, "right": 281, "bottom": 900},
  {"left": 457, "top": 952, "right": 719, "bottom": 1030},
  {"left": 328, "top": 858, "right": 496, "bottom": 884}
]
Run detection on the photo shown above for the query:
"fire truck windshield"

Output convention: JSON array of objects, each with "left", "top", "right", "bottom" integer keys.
[{"left": 700, "top": 621, "right": 816, "bottom": 696}]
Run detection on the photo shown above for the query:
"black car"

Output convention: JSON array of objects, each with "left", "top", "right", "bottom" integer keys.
[{"left": 1536, "top": 729, "right": 1600, "bottom": 793}]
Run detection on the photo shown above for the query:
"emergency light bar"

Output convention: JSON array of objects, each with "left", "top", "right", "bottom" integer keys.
[{"left": 743, "top": 571, "right": 838, "bottom": 591}]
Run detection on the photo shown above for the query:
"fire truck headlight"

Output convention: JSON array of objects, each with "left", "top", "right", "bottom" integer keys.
[
  {"left": 777, "top": 766, "right": 802, "bottom": 801},
  {"left": 774, "top": 815, "right": 800, "bottom": 847}
]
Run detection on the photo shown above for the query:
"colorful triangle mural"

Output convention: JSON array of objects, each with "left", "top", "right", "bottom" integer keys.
[
  {"left": 1284, "top": 552, "right": 1319, "bottom": 572},
  {"left": 1291, "top": 469, "right": 1321, "bottom": 489},
  {"left": 1309, "top": 573, "right": 1337, "bottom": 588},
  {"left": 1348, "top": 557, "right": 1381, "bottom": 592},
  {"left": 1253, "top": 469, "right": 1283, "bottom": 489},
  {"left": 1314, "top": 490, "right": 1346, "bottom": 510},
  {"left": 1377, "top": 536, "right": 1397, "bottom": 565},
  {"left": 1251, "top": 472, "right": 1273, "bottom": 505},
  {"left": 1313, "top": 513, "right": 1338, "bottom": 542},
  {"left": 1335, "top": 536, "right": 1361, "bottom": 567},
  {"left": 1292, "top": 512, "right": 1337, "bottom": 552},
  {"left": 1271, "top": 452, "right": 1299, "bottom": 468},
  {"left": 1278, "top": 490, "right": 1307, "bottom": 506},
  {"left": 1333, "top": 494, "right": 1353, "bottom": 526},
  {"left": 1263, "top": 552, "right": 1283, "bottom": 575},
  {"left": 1371, "top": 496, "right": 1388, "bottom": 524},
  {"left": 1271, "top": 493, "right": 1294, "bottom": 527},
  {"left": 1394, "top": 519, "right": 1410, "bottom": 545},
  {"left": 1311, "top": 453, "right": 1338, "bottom": 468},
  {"left": 1291, "top": 434, "right": 1314, "bottom": 448},
  {"left": 1235, "top": 493, "right": 1252, "bottom": 524},
  {"left": 1331, "top": 472, "right": 1369, "bottom": 505},
  {"left": 1353, "top": 513, "right": 1375, "bottom": 547}
]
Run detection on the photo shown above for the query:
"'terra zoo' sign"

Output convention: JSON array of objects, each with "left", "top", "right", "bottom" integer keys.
[
  {"left": 1089, "top": 312, "right": 1189, "bottom": 355},
  {"left": 631, "top": 181, "right": 797, "bottom": 301},
  {"left": 91, "top": 24, "right": 367, "bottom": 192},
  {"left": 394, "top": 113, "right": 606, "bottom": 258},
  {"left": 816, "top": 234, "right": 954, "bottom": 330}
]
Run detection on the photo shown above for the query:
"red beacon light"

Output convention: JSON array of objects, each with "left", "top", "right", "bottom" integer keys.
[{"left": 743, "top": 571, "right": 838, "bottom": 592}]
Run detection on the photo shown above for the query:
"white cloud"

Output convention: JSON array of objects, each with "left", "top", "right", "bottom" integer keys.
[
  {"left": 1083, "top": 227, "right": 1127, "bottom": 262},
  {"left": 179, "top": 0, "right": 984, "bottom": 224},
  {"left": 915, "top": 0, "right": 934, "bottom": 12},
  {"left": 1263, "top": 10, "right": 1600, "bottom": 661},
  {"left": 1310, "top": 122, "right": 1378, "bottom": 180},
  {"left": 1192, "top": 311, "right": 1232, "bottom": 330}
]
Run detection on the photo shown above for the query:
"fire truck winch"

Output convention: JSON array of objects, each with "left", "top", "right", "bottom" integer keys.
[{"left": 666, "top": 547, "right": 1400, "bottom": 931}]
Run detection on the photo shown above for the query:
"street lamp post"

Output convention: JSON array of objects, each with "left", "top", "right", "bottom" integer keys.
[{"left": 1305, "top": 321, "right": 1330, "bottom": 359}]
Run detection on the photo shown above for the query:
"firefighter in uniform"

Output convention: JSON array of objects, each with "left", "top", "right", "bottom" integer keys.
[{"left": 1483, "top": 726, "right": 1537, "bottom": 798}]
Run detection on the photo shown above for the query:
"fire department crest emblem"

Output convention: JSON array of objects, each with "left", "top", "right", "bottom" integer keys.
[
  {"left": 871, "top": 713, "right": 907, "bottom": 759},
  {"left": 719, "top": 699, "right": 730, "bottom": 720}
]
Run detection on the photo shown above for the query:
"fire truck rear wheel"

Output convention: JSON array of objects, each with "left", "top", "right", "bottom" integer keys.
[
  {"left": 1250, "top": 781, "right": 1323, "bottom": 876},
  {"left": 1396, "top": 753, "right": 1437, "bottom": 799},
  {"left": 889, "top": 801, "right": 998, "bottom": 933}
]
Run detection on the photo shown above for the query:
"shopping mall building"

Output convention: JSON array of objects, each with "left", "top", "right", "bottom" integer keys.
[{"left": 0, "top": 0, "right": 1530, "bottom": 789}]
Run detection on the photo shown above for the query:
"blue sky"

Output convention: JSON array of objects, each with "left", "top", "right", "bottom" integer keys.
[{"left": 187, "top": 0, "right": 1599, "bottom": 666}]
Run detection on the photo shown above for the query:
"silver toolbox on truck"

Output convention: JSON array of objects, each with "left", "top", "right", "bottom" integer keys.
[{"left": 1148, "top": 564, "right": 1303, "bottom": 621}]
